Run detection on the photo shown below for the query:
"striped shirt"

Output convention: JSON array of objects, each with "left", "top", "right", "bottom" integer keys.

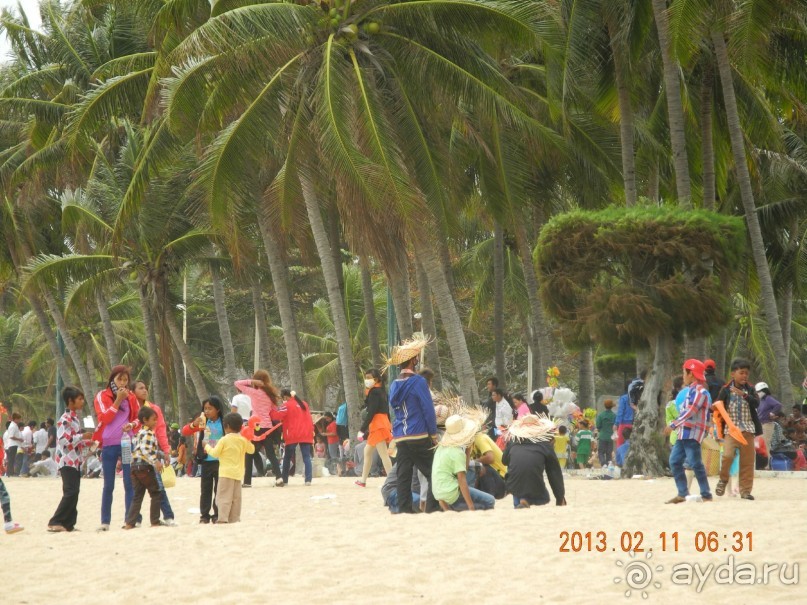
[
  {"left": 55, "top": 410, "right": 90, "bottom": 469},
  {"left": 671, "top": 383, "right": 710, "bottom": 443},
  {"left": 132, "top": 428, "right": 161, "bottom": 467}
]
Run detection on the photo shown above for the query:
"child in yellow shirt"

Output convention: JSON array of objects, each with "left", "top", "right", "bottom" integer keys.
[
  {"left": 204, "top": 413, "right": 255, "bottom": 524},
  {"left": 554, "top": 425, "right": 570, "bottom": 469}
]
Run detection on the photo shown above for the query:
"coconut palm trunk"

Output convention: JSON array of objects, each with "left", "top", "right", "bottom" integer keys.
[
  {"left": 301, "top": 178, "right": 363, "bottom": 434},
  {"left": 28, "top": 293, "right": 74, "bottom": 394},
  {"left": 210, "top": 264, "right": 238, "bottom": 391},
  {"left": 387, "top": 248, "right": 413, "bottom": 341},
  {"left": 170, "top": 342, "right": 189, "bottom": 422},
  {"left": 256, "top": 209, "right": 307, "bottom": 397},
  {"left": 625, "top": 333, "right": 670, "bottom": 477},
  {"left": 138, "top": 282, "right": 168, "bottom": 407},
  {"left": 652, "top": 0, "right": 692, "bottom": 205},
  {"left": 359, "top": 256, "right": 383, "bottom": 369},
  {"left": 251, "top": 280, "right": 273, "bottom": 372},
  {"left": 156, "top": 277, "right": 208, "bottom": 402},
  {"left": 493, "top": 221, "right": 506, "bottom": 385},
  {"left": 95, "top": 291, "right": 118, "bottom": 366},
  {"left": 701, "top": 64, "right": 716, "bottom": 210},
  {"left": 417, "top": 238, "right": 479, "bottom": 406},
  {"left": 514, "top": 221, "right": 547, "bottom": 389},
  {"left": 712, "top": 30, "right": 793, "bottom": 403},
  {"left": 609, "top": 26, "right": 637, "bottom": 207},
  {"left": 40, "top": 287, "right": 95, "bottom": 400},
  {"left": 415, "top": 258, "right": 443, "bottom": 389}
]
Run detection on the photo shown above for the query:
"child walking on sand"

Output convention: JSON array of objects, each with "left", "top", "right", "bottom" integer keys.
[
  {"left": 204, "top": 413, "right": 254, "bottom": 523},
  {"left": 48, "top": 386, "right": 92, "bottom": 532},
  {"left": 123, "top": 407, "right": 165, "bottom": 529}
]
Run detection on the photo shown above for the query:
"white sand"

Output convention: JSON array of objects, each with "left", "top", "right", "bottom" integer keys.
[{"left": 1, "top": 474, "right": 804, "bottom": 604}]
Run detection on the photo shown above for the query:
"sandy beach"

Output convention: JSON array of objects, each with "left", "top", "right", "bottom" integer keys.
[{"left": 1, "top": 474, "right": 804, "bottom": 604}]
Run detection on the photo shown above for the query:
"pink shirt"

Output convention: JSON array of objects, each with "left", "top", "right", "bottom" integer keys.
[
  {"left": 517, "top": 403, "right": 531, "bottom": 419},
  {"left": 234, "top": 380, "right": 276, "bottom": 424}
]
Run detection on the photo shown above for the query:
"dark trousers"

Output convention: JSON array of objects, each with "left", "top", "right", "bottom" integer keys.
[
  {"left": 126, "top": 465, "right": 162, "bottom": 527},
  {"left": 395, "top": 437, "right": 439, "bottom": 513},
  {"left": 282, "top": 443, "right": 312, "bottom": 483},
  {"left": 6, "top": 446, "right": 17, "bottom": 476},
  {"left": 49, "top": 467, "right": 81, "bottom": 530},
  {"left": 0, "top": 477, "right": 13, "bottom": 523},
  {"left": 598, "top": 440, "right": 614, "bottom": 466},
  {"left": 245, "top": 427, "right": 281, "bottom": 484},
  {"left": 200, "top": 460, "right": 219, "bottom": 522}
]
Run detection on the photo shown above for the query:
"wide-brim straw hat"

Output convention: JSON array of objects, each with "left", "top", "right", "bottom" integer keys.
[
  {"left": 439, "top": 414, "right": 480, "bottom": 448},
  {"left": 505, "top": 414, "right": 556, "bottom": 443},
  {"left": 383, "top": 333, "right": 433, "bottom": 370}
]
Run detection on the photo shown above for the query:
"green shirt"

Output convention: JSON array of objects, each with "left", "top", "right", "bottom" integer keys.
[
  {"left": 431, "top": 446, "right": 467, "bottom": 505},
  {"left": 596, "top": 409, "right": 616, "bottom": 442},
  {"left": 576, "top": 429, "right": 593, "bottom": 456}
]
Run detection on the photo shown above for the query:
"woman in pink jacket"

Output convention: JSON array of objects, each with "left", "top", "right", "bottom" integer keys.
[{"left": 234, "top": 370, "right": 283, "bottom": 486}]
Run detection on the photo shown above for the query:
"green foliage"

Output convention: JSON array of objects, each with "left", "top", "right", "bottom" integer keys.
[{"left": 536, "top": 205, "right": 746, "bottom": 349}]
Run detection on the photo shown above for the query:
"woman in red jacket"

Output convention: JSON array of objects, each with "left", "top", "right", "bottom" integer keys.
[
  {"left": 271, "top": 389, "right": 314, "bottom": 486},
  {"left": 94, "top": 365, "right": 140, "bottom": 531}
]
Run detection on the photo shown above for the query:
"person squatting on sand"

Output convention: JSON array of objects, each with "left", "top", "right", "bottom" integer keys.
[{"left": 502, "top": 414, "right": 566, "bottom": 508}]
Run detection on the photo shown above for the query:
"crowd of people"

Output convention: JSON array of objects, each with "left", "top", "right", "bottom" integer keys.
[{"left": 2, "top": 341, "right": 807, "bottom": 534}]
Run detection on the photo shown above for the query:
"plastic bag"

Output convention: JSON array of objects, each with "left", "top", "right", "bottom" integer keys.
[{"left": 161, "top": 463, "right": 177, "bottom": 488}]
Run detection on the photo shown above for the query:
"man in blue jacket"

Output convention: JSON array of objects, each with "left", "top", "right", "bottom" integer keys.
[{"left": 388, "top": 336, "right": 439, "bottom": 514}]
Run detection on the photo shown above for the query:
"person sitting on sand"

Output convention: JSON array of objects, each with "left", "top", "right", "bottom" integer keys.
[
  {"left": 432, "top": 415, "right": 495, "bottom": 512},
  {"left": 502, "top": 414, "right": 565, "bottom": 508},
  {"left": 28, "top": 451, "right": 58, "bottom": 477},
  {"left": 469, "top": 430, "right": 507, "bottom": 499}
]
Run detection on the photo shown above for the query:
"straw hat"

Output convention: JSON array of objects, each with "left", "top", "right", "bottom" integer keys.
[
  {"left": 439, "top": 414, "right": 480, "bottom": 448},
  {"left": 505, "top": 414, "right": 556, "bottom": 443},
  {"left": 434, "top": 404, "right": 450, "bottom": 426},
  {"left": 383, "top": 333, "right": 433, "bottom": 369}
]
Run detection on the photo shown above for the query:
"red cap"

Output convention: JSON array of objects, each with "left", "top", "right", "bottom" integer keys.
[
  {"left": 704, "top": 359, "right": 716, "bottom": 370},
  {"left": 683, "top": 359, "right": 705, "bottom": 381}
]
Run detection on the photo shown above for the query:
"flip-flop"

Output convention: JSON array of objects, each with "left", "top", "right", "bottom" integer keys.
[{"left": 47, "top": 525, "right": 67, "bottom": 533}]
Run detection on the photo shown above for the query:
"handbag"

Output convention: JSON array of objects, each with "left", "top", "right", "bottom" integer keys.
[{"left": 161, "top": 464, "right": 177, "bottom": 488}]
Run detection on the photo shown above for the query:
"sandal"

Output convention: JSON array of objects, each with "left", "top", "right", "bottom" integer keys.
[
  {"left": 47, "top": 525, "right": 66, "bottom": 533},
  {"left": 665, "top": 496, "right": 686, "bottom": 504},
  {"left": 715, "top": 480, "right": 727, "bottom": 497}
]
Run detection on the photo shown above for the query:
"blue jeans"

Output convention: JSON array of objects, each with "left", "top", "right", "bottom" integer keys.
[
  {"left": 669, "top": 438, "right": 711, "bottom": 499},
  {"left": 101, "top": 444, "right": 134, "bottom": 524},
  {"left": 385, "top": 491, "right": 421, "bottom": 514},
  {"left": 155, "top": 471, "right": 174, "bottom": 520},
  {"left": 512, "top": 495, "right": 548, "bottom": 508},
  {"left": 449, "top": 487, "right": 495, "bottom": 511},
  {"left": 282, "top": 443, "right": 312, "bottom": 483}
]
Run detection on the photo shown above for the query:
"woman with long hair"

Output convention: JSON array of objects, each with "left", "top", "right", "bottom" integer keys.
[
  {"left": 94, "top": 365, "right": 140, "bottom": 531},
  {"left": 182, "top": 396, "right": 226, "bottom": 523},
  {"left": 234, "top": 370, "right": 283, "bottom": 486},
  {"left": 271, "top": 389, "right": 314, "bottom": 486},
  {"left": 355, "top": 368, "right": 393, "bottom": 487}
]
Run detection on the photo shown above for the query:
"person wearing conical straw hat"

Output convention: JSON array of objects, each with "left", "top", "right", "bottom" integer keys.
[
  {"left": 386, "top": 334, "right": 440, "bottom": 514},
  {"left": 432, "top": 415, "right": 495, "bottom": 511},
  {"left": 502, "top": 414, "right": 566, "bottom": 508}
]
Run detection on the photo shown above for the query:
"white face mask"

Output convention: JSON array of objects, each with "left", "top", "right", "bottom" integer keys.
[{"left": 364, "top": 379, "right": 376, "bottom": 389}]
